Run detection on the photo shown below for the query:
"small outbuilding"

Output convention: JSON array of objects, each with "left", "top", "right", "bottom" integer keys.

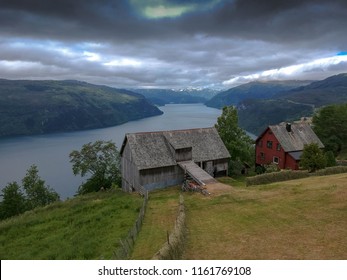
[
  {"left": 120, "top": 127, "right": 230, "bottom": 193},
  {"left": 255, "top": 122, "right": 324, "bottom": 170}
]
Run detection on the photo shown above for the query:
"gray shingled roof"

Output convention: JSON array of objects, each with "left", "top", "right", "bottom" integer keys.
[
  {"left": 269, "top": 123, "right": 324, "bottom": 152},
  {"left": 121, "top": 127, "right": 230, "bottom": 170}
]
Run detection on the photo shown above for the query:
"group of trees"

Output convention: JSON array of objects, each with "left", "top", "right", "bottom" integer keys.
[
  {"left": 313, "top": 103, "right": 347, "bottom": 156},
  {"left": 215, "top": 106, "right": 254, "bottom": 175},
  {"left": 0, "top": 165, "right": 60, "bottom": 220},
  {"left": 297, "top": 102, "right": 347, "bottom": 172}
]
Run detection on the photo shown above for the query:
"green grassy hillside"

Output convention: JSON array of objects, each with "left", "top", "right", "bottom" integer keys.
[
  {"left": 0, "top": 190, "right": 143, "bottom": 259},
  {"left": 0, "top": 79, "right": 162, "bottom": 137},
  {"left": 2, "top": 173, "right": 346, "bottom": 260}
]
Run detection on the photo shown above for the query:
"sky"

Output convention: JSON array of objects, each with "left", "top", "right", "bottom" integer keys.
[{"left": 1, "top": 0, "right": 347, "bottom": 89}]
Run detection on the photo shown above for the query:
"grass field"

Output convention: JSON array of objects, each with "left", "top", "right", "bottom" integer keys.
[
  {"left": 130, "top": 173, "right": 347, "bottom": 260},
  {"left": 183, "top": 174, "right": 347, "bottom": 259},
  {"left": 1, "top": 173, "right": 346, "bottom": 260},
  {"left": 0, "top": 190, "right": 143, "bottom": 259},
  {"left": 130, "top": 186, "right": 180, "bottom": 259}
]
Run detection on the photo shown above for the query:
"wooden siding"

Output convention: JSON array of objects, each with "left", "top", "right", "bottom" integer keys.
[
  {"left": 213, "top": 159, "right": 229, "bottom": 176},
  {"left": 256, "top": 128, "right": 286, "bottom": 169},
  {"left": 121, "top": 143, "right": 141, "bottom": 192},
  {"left": 175, "top": 147, "right": 192, "bottom": 162},
  {"left": 285, "top": 153, "right": 299, "bottom": 170},
  {"left": 139, "top": 165, "right": 184, "bottom": 191}
]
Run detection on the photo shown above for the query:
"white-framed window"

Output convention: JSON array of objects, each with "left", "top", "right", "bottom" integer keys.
[{"left": 273, "top": 156, "right": 279, "bottom": 164}]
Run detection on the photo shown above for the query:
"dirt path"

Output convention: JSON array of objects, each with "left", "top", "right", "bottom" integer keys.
[{"left": 204, "top": 182, "right": 234, "bottom": 195}]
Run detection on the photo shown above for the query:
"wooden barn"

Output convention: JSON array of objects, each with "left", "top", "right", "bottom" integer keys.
[
  {"left": 120, "top": 127, "right": 230, "bottom": 193},
  {"left": 255, "top": 122, "right": 324, "bottom": 170}
]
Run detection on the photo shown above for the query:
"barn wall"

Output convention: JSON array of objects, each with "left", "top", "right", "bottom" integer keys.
[
  {"left": 140, "top": 165, "right": 184, "bottom": 191},
  {"left": 121, "top": 143, "right": 140, "bottom": 192},
  {"left": 213, "top": 159, "right": 229, "bottom": 176},
  {"left": 203, "top": 161, "right": 214, "bottom": 175}
]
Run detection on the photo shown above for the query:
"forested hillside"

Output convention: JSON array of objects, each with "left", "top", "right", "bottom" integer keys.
[
  {"left": 0, "top": 79, "right": 162, "bottom": 137},
  {"left": 205, "top": 80, "right": 311, "bottom": 108}
]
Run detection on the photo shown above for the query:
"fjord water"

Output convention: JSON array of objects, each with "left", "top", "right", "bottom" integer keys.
[{"left": 0, "top": 104, "right": 222, "bottom": 199}]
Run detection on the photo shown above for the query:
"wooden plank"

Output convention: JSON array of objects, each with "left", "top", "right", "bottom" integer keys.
[{"left": 178, "top": 160, "right": 217, "bottom": 186}]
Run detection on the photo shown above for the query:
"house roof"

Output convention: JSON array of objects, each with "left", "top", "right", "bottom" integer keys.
[
  {"left": 120, "top": 127, "right": 231, "bottom": 170},
  {"left": 268, "top": 123, "right": 324, "bottom": 152},
  {"left": 288, "top": 151, "right": 303, "bottom": 161}
]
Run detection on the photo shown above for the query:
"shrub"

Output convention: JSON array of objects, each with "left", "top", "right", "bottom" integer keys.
[
  {"left": 300, "top": 143, "right": 326, "bottom": 172},
  {"left": 325, "top": 151, "right": 337, "bottom": 167},
  {"left": 246, "top": 166, "right": 347, "bottom": 186},
  {"left": 264, "top": 163, "right": 280, "bottom": 173},
  {"left": 314, "top": 166, "right": 347, "bottom": 176},
  {"left": 246, "top": 170, "right": 309, "bottom": 186}
]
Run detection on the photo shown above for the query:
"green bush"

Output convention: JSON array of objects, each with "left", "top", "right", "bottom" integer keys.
[
  {"left": 325, "top": 151, "right": 337, "bottom": 167},
  {"left": 314, "top": 166, "right": 347, "bottom": 176}
]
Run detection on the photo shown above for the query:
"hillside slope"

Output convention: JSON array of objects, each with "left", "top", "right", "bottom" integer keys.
[
  {"left": 0, "top": 190, "right": 143, "bottom": 259},
  {"left": 205, "top": 80, "right": 311, "bottom": 109},
  {"left": 237, "top": 73, "right": 347, "bottom": 135},
  {"left": 278, "top": 73, "right": 347, "bottom": 106},
  {"left": 238, "top": 99, "right": 314, "bottom": 135},
  {"left": 0, "top": 79, "right": 162, "bottom": 137}
]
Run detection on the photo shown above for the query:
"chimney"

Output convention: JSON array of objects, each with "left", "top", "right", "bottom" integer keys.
[{"left": 286, "top": 123, "right": 292, "bottom": 132}]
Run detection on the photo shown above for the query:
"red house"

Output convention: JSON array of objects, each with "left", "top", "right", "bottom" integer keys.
[{"left": 255, "top": 122, "right": 324, "bottom": 170}]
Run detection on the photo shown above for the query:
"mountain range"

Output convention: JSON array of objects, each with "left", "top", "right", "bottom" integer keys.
[
  {"left": 205, "top": 80, "right": 313, "bottom": 108},
  {"left": 1, "top": 73, "right": 347, "bottom": 138},
  {"left": 131, "top": 88, "right": 219, "bottom": 105},
  {"left": 0, "top": 79, "right": 162, "bottom": 137}
]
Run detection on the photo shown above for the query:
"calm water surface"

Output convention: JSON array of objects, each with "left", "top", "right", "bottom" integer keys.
[{"left": 0, "top": 104, "right": 222, "bottom": 199}]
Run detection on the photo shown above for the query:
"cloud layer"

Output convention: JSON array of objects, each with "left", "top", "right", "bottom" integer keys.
[{"left": 1, "top": 0, "right": 347, "bottom": 88}]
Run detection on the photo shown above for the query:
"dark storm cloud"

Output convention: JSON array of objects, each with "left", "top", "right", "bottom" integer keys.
[
  {"left": 0, "top": 0, "right": 346, "bottom": 88},
  {"left": 1, "top": 0, "right": 344, "bottom": 43}
]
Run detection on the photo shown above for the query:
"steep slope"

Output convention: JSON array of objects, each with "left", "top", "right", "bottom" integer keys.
[
  {"left": 0, "top": 79, "right": 162, "bottom": 137},
  {"left": 205, "top": 80, "right": 312, "bottom": 108}
]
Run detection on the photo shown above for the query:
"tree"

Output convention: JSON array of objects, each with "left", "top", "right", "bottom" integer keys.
[
  {"left": 69, "top": 140, "right": 121, "bottom": 194},
  {"left": 0, "top": 165, "right": 60, "bottom": 220},
  {"left": 215, "top": 106, "right": 254, "bottom": 175},
  {"left": 300, "top": 143, "right": 326, "bottom": 172},
  {"left": 313, "top": 103, "right": 347, "bottom": 155},
  {"left": 325, "top": 151, "right": 337, "bottom": 167},
  {"left": 22, "top": 165, "right": 60, "bottom": 209},
  {"left": 0, "top": 182, "right": 27, "bottom": 220}
]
